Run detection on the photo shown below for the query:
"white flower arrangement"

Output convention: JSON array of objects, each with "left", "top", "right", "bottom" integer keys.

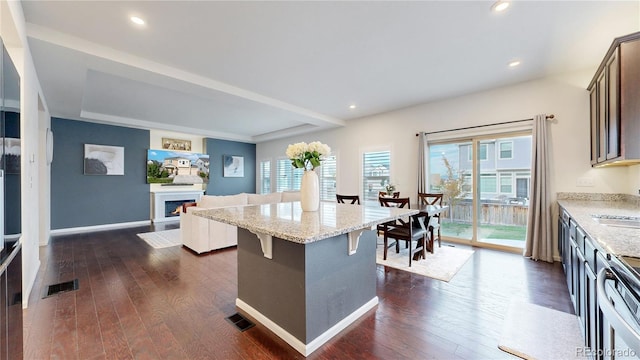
[{"left": 286, "top": 141, "right": 331, "bottom": 171}]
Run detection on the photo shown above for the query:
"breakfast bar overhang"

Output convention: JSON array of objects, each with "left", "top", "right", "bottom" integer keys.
[{"left": 194, "top": 201, "right": 417, "bottom": 356}]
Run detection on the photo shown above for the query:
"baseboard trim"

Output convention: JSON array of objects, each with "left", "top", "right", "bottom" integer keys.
[
  {"left": 236, "top": 296, "right": 378, "bottom": 356},
  {"left": 50, "top": 220, "right": 151, "bottom": 236},
  {"left": 23, "top": 259, "right": 40, "bottom": 309}
]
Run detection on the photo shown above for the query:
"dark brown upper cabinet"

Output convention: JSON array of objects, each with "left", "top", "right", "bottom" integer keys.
[{"left": 588, "top": 31, "right": 640, "bottom": 167}]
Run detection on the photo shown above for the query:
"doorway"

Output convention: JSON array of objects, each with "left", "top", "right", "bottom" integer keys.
[{"left": 428, "top": 133, "right": 531, "bottom": 251}]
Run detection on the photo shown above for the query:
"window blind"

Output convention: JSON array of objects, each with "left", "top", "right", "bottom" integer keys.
[
  {"left": 259, "top": 160, "right": 271, "bottom": 194},
  {"left": 276, "top": 159, "right": 303, "bottom": 192},
  {"left": 362, "top": 151, "right": 391, "bottom": 203},
  {"left": 319, "top": 155, "right": 336, "bottom": 201}
]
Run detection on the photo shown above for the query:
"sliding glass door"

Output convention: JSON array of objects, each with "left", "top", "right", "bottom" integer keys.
[
  {"left": 428, "top": 141, "right": 473, "bottom": 241},
  {"left": 476, "top": 136, "right": 531, "bottom": 248},
  {"left": 428, "top": 133, "right": 531, "bottom": 250}
]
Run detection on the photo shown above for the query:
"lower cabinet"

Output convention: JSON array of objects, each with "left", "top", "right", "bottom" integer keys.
[
  {"left": 585, "top": 260, "right": 598, "bottom": 353},
  {"left": 559, "top": 208, "right": 603, "bottom": 359},
  {"left": 0, "top": 243, "right": 22, "bottom": 360}
]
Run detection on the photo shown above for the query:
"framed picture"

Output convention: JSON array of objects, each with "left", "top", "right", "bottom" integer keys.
[
  {"left": 223, "top": 155, "right": 244, "bottom": 177},
  {"left": 146, "top": 149, "right": 209, "bottom": 184},
  {"left": 84, "top": 144, "right": 125, "bottom": 175},
  {"left": 0, "top": 138, "right": 21, "bottom": 174},
  {"left": 162, "top": 138, "right": 192, "bottom": 151}
]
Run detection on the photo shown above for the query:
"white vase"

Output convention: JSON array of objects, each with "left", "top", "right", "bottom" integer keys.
[{"left": 300, "top": 169, "right": 320, "bottom": 211}]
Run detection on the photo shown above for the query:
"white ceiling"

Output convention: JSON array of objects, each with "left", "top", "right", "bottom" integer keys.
[{"left": 20, "top": 1, "right": 640, "bottom": 143}]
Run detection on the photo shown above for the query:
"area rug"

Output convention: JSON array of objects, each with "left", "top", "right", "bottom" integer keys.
[
  {"left": 498, "top": 300, "right": 583, "bottom": 359},
  {"left": 136, "top": 229, "right": 182, "bottom": 249},
  {"left": 376, "top": 242, "right": 474, "bottom": 282}
]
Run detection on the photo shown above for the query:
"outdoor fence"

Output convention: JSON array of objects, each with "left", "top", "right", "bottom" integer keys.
[{"left": 441, "top": 203, "right": 529, "bottom": 226}]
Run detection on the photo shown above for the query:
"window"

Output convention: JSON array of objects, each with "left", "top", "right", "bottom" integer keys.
[
  {"left": 362, "top": 150, "right": 390, "bottom": 204},
  {"left": 259, "top": 160, "right": 271, "bottom": 194},
  {"left": 462, "top": 174, "right": 473, "bottom": 193},
  {"left": 319, "top": 155, "right": 337, "bottom": 201},
  {"left": 499, "top": 173, "right": 512, "bottom": 194},
  {"left": 499, "top": 141, "right": 513, "bottom": 159},
  {"left": 276, "top": 159, "right": 303, "bottom": 192},
  {"left": 480, "top": 173, "right": 496, "bottom": 193},
  {"left": 468, "top": 143, "right": 488, "bottom": 161},
  {"left": 516, "top": 172, "right": 531, "bottom": 198}
]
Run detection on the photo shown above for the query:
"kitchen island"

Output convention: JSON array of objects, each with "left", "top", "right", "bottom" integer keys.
[{"left": 193, "top": 201, "right": 417, "bottom": 356}]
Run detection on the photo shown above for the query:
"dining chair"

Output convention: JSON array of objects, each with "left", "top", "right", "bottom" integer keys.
[
  {"left": 418, "top": 193, "right": 444, "bottom": 250},
  {"left": 379, "top": 197, "right": 428, "bottom": 266},
  {"left": 378, "top": 197, "right": 409, "bottom": 252},
  {"left": 377, "top": 191, "right": 401, "bottom": 204},
  {"left": 336, "top": 194, "right": 361, "bottom": 205}
]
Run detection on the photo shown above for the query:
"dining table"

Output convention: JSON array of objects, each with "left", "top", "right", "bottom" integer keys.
[{"left": 378, "top": 201, "right": 449, "bottom": 261}]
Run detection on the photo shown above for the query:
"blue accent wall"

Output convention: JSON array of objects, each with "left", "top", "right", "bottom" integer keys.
[
  {"left": 51, "top": 118, "right": 150, "bottom": 229},
  {"left": 205, "top": 138, "right": 256, "bottom": 195}
]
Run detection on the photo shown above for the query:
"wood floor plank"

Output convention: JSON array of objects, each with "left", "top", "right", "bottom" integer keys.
[{"left": 24, "top": 224, "right": 573, "bottom": 359}]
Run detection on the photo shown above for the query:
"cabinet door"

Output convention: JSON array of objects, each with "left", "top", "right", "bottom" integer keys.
[
  {"left": 597, "top": 71, "right": 608, "bottom": 163},
  {"left": 7, "top": 248, "right": 22, "bottom": 359},
  {"left": 590, "top": 87, "right": 599, "bottom": 165},
  {"left": 577, "top": 249, "right": 587, "bottom": 338},
  {"left": 606, "top": 49, "right": 620, "bottom": 160},
  {"left": 585, "top": 262, "right": 598, "bottom": 354},
  {"left": 570, "top": 239, "right": 580, "bottom": 314},
  {"left": 0, "top": 271, "right": 5, "bottom": 360}
]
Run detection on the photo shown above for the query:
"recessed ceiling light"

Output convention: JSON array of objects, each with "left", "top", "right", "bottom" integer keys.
[
  {"left": 508, "top": 60, "right": 521, "bottom": 68},
  {"left": 491, "top": 1, "right": 510, "bottom": 12},
  {"left": 349, "top": 104, "right": 357, "bottom": 109},
  {"left": 130, "top": 16, "right": 145, "bottom": 25}
]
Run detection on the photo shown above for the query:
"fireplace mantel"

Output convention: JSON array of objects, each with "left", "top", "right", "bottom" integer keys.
[{"left": 151, "top": 191, "right": 204, "bottom": 223}]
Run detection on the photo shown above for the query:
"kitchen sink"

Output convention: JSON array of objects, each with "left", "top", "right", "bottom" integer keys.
[{"left": 592, "top": 215, "right": 640, "bottom": 229}]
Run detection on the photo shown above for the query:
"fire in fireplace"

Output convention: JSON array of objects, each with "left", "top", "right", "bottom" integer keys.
[{"left": 165, "top": 199, "right": 195, "bottom": 217}]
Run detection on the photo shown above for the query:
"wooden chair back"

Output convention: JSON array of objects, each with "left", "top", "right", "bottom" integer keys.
[
  {"left": 417, "top": 193, "right": 443, "bottom": 250},
  {"left": 378, "top": 191, "right": 401, "bottom": 198},
  {"left": 379, "top": 197, "right": 410, "bottom": 209},
  {"left": 418, "top": 193, "right": 443, "bottom": 206},
  {"left": 336, "top": 194, "right": 361, "bottom": 205}
]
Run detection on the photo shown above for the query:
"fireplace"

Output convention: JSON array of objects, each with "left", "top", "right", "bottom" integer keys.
[
  {"left": 151, "top": 191, "right": 204, "bottom": 223},
  {"left": 165, "top": 199, "right": 195, "bottom": 218}
]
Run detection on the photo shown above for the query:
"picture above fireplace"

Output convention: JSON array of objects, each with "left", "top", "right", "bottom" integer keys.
[{"left": 147, "top": 149, "right": 210, "bottom": 184}]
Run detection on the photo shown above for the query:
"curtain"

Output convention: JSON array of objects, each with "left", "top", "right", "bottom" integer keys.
[
  {"left": 524, "top": 114, "right": 553, "bottom": 262},
  {"left": 417, "top": 132, "right": 427, "bottom": 194}
]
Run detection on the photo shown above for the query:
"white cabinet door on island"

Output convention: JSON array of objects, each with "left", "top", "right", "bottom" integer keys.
[{"left": 193, "top": 201, "right": 418, "bottom": 356}]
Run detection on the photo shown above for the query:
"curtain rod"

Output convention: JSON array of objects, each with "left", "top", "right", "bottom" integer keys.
[{"left": 415, "top": 114, "right": 555, "bottom": 136}]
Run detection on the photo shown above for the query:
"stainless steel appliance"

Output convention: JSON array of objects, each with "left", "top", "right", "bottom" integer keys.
[{"left": 597, "top": 255, "right": 640, "bottom": 359}]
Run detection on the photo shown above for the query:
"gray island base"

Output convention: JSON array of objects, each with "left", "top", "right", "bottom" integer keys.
[{"left": 193, "top": 201, "right": 417, "bottom": 356}]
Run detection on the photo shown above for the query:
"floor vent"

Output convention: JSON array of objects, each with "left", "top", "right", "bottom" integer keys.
[
  {"left": 225, "top": 313, "right": 255, "bottom": 332},
  {"left": 44, "top": 279, "right": 79, "bottom": 298}
]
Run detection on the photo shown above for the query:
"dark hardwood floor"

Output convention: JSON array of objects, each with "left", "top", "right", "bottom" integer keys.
[{"left": 23, "top": 223, "right": 573, "bottom": 359}]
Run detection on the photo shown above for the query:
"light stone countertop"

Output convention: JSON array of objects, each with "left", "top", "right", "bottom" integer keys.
[
  {"left": 192, "top": 201, "right": 419, "bottom": 244},
  {"left": 557, "top": 199, "right": 640, "bottom": 258}
]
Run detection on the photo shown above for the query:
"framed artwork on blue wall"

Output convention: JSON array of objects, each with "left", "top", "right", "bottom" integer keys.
[
  {"left": 223, "top": 155, "right": 244, "bottom": 177},
  {"left": 84, "top": 144, "right": 125, "bottom": 175},
  {"left": 0, "top": 138, "right": 21, "bottom": 174}
]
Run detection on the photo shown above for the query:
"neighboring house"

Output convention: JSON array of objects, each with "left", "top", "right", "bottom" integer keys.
[
  {"left": 195, "top": 157, "right": 209, "bottom": 173},
  {"left": 458, "top": 137, "right": 532, "bottom": 203},
  {"left": 162, "top": 156, "right": 200, "bottom": 176}
]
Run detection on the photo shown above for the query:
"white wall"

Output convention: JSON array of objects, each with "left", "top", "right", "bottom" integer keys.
[
  {"left": 2, "top": 0, "right": 50, "bottom": 306},
  {"left": 258, "top": 70, "right": 630, "bottom": 203},
  {"left": 629, "top": 165, "right": 640, "bottom": 195},
  {"left": 257, "top": 69, "right": 635, "bottom": 258}
]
